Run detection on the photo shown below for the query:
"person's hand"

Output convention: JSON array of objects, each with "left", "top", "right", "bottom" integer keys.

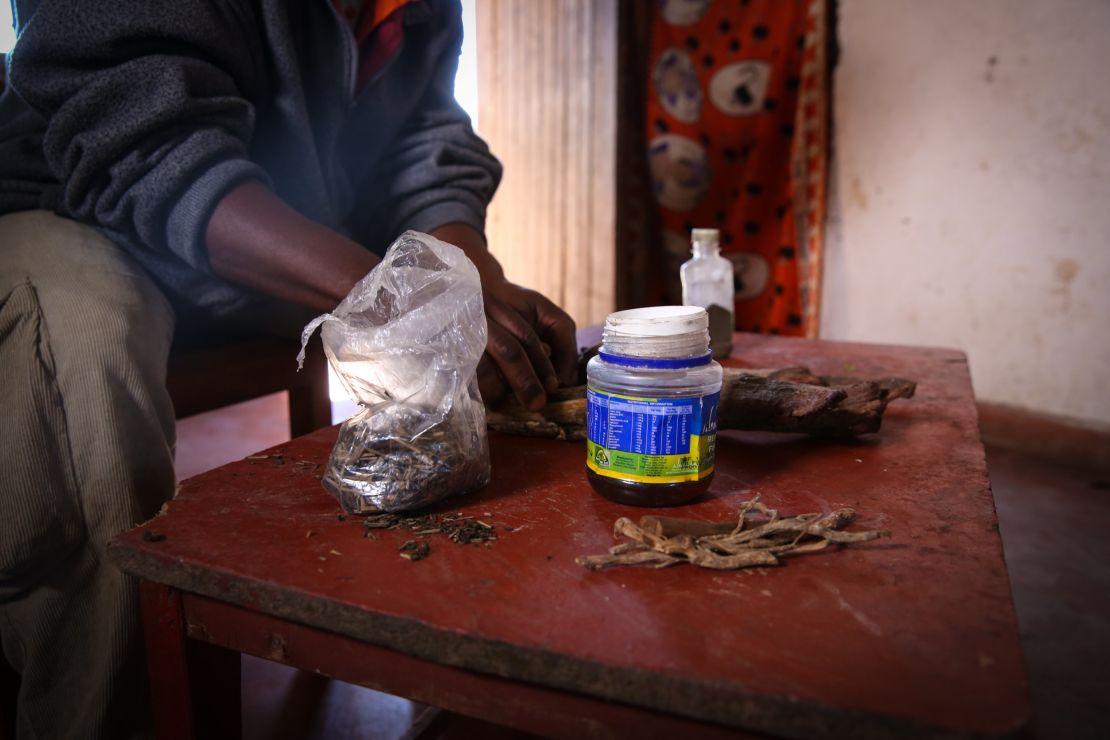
[
  {"left": 476, "top": 277, "right": 578, "bottom": 410},
  {"left": 428, "top": 224, "right": 577, "bottom": 411}
]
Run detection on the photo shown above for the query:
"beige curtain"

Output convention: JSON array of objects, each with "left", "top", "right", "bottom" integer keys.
[{"left": 475, "top": 0, "right": 618, "bottom": 328}]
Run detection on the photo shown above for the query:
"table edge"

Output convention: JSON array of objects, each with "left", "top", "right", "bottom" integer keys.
[{"left": 109, "top": 542, "right": 1028, "bottom": 740}]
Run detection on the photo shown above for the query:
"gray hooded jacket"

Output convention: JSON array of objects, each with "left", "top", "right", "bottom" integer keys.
[{"left": 0, "top": 0, "right": 501, "bottom": 317}]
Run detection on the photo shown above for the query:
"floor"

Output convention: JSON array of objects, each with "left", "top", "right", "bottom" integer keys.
[
  {"left": 985, "top": 446, "right": 1110, "bottom": 740},
  {"left": 175, "top": 393, "right": 1110, "bottom": 740}
]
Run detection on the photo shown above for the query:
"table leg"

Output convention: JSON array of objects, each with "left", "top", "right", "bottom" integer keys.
[{"left": 139, "top": 581, "right": 241, "bottom": 740}]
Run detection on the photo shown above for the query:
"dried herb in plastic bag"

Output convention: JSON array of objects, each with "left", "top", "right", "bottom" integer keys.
[{"left": 299, "top": 231, "right": 490, "bottom": 513}]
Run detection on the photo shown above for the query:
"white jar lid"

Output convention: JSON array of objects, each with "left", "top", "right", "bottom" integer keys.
[
  {"left": 691, "top": 228, "right": 719, "bottom": 242},
  {"left": 604, "top": 305, "right": 708, "bottom": 337}
]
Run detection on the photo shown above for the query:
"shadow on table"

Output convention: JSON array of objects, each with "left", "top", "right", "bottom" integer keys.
[{"left": 712, "top": 431, "right": 881, "bottom": 488}]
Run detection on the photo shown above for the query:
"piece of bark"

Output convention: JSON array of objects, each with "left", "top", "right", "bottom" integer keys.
[{"left": 487, "top": 366, "right": 916, "bottom": 440}]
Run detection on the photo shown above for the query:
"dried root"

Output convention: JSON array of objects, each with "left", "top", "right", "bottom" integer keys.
[{"left": 576, "top": 496, "right": 890, "bottom": 571}]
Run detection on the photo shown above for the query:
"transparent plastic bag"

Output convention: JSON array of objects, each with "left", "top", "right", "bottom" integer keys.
[{"left": 298, "top": 231, "right": 490, "bottom": 513}]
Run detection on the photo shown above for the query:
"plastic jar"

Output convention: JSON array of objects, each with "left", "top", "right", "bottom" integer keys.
[{"left": 585, "top": 306, "right": 723, "bottom": 506}]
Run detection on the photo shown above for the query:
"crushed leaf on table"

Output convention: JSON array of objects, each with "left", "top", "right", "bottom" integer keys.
[{"left": 362, "top": 512, "right": 498, "bottom": 560}]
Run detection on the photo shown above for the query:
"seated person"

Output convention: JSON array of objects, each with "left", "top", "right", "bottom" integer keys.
[{"left": 0, "top": 1, "right": 576, "bottom": 737}]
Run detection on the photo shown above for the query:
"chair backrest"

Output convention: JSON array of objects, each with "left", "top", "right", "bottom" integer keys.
[{"left": 166, "top": 334, "right": 331, "bottom": 437}]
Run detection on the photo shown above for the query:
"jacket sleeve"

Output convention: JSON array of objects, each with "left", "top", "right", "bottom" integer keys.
[
  {"left": 370, "top": 1, "right": 502, "bottom": 240},
  {"left": 8, "top": 0, "right": 269, "bottom": 271}
]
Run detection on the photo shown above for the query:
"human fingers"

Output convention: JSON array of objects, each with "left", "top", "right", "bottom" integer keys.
[
  {"left": 485, "top": 296, "right": 560, "bottom": 393},
  {"left": 532, "top": 297, "right": 578, "bottom": 386},
  {"left": 485, "top": 320, "right": 548, "bottom": 410},
  {"left": 476, "top": 354, "right": 509, "bottom": 406}
]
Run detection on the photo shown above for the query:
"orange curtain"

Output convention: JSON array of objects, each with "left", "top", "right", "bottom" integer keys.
[{"left": 645, "top": 0, "right": 830, "bottom": 337}]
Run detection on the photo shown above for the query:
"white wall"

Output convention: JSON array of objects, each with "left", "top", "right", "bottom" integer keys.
[
  {"left": 822, "top": 0, "right": 1110, "bottom": 427},
  {"left": 1, "top": 3, "right": 14, "bottom": 54}
]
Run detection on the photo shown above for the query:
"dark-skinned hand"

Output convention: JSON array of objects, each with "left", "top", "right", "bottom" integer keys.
[
  {"left": 430, "top": 223, "right": 577, "bottom": 411},
  {"left": 475, "top": 277, "right": 578, "bottom": 410}
]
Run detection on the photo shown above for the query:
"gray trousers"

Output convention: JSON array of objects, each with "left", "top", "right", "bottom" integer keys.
[{"left": 0, "top": 211, "right": 177, "bottom": 740}]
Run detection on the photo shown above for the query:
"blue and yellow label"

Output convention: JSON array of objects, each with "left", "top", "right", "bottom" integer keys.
[{"left": 586, "top": 388, "right": 720, "bottom": 483}]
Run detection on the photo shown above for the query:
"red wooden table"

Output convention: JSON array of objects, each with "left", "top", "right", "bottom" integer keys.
[{"left": 110, "top": 334, "right": 1030, "bottom": 739}]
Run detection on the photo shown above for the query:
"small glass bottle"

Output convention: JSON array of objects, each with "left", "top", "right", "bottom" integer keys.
[
  {"left": 680, "top": 228, "right": 735, "bottom": 359},
  {"left": 585, "top": 306, "right": 723, "bottom": 507}
]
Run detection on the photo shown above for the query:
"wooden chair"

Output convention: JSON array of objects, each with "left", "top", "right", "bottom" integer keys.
[{"left": 165, "top": 333, "right": 332, "bottom": 437}]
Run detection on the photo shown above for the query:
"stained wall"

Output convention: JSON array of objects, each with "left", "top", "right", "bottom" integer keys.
[{"left": 821, "top": 0, "right": 1110, "bottom": 426}]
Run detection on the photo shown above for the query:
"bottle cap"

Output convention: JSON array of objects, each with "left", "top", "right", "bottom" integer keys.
[
  {"left": 603, "top": 305, "right": 707, "bottom": 337},
  {"left": 691, "top": 228, "right": 719, "bottom": 243}
]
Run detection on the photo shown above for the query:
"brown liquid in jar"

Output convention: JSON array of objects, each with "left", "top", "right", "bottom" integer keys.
[{"left": 586, "top": 469, "right": 714, "bottom": 507}]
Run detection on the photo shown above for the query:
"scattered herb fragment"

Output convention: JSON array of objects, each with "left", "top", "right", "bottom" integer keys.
[
  {"left": 361, "top": 512, "right": 498, "bottom": 545},
  {"left": 399, "top": 540, "right": 431, "bottom": 561},
  {"left": 358, "top": 511, "right": 499, "bottom": 560}
]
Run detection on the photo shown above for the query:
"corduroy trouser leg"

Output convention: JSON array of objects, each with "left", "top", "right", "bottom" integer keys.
[{"left": 0, "top": 211, "right": 176, "bottom": 740}]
